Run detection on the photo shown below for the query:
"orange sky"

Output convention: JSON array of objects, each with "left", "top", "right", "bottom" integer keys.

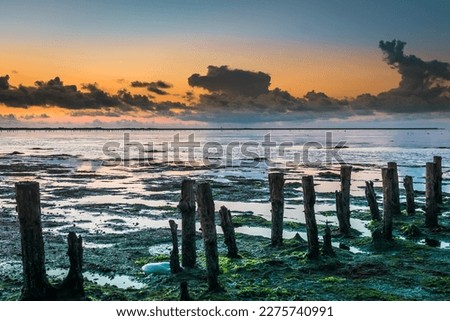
[{"left": 1, "top": 36, "right": 399, "bottom": 98}]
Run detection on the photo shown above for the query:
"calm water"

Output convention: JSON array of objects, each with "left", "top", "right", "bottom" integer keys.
[{"left": 0, "top": 129, "right": 449, "bottom": 240}]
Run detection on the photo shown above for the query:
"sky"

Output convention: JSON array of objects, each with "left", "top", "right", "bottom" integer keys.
[{"left": 1, "top": 0, "right": 450, "bottom": 127}]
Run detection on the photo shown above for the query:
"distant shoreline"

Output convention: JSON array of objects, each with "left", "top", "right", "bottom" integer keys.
[{"left": 0, "top": 127, "right": 443, "bottom": 131}]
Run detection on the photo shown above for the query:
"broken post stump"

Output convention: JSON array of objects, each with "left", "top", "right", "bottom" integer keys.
[
  {"left": 169, "top": 220, "right": 182, "bottom": 274},
  {"left": 336, "top": 165, "right": 352, "bottom": 235},
  {"left": 387, "top": 162, "right": 401, "bottom": 215},
  {"left": 403, "top": 175, "right": 415, "bottom": 215},
  {"left": 302, "top": 175, "right": 320, "bottom": 259},
  {"left": 219, "top": 205, "right": 239, "bottom": 258},
  {"left": 425, "top": 162, "right": 439, "bottom": 228},
  {"left": 269, "top": 172, "right": 284, "bottom": 246},
  {"left": 15, "top": 181, "right": 54, "bottom": 300},
  {"left": 196, "top": 182, "right": 221, "bottom": 292},
  {"left": 433, "top": 156, "right": 442, "bottom": 204},
  {"left": 365, "top": 180, "right": 381, "bottom": 221},
  {"left": 322, "top": 223, "right": 335, "bottom": 257},
  {"left": 58, "top": 232, "right": 84, "bottom": 299},
  {"left": 382, "top": 168, "right": 395, "bottom": 240},
  {"left": 180, "top": 281, "right": 191, "bottom": 301},
  {"left": 178, "top": 179, "right": 196, "bottom": 268}
]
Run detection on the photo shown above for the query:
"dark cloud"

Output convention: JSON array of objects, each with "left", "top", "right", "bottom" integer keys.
[
  {"left": 188, "top": 65, "right": 271, "bottom": 97},
  {"left": 20, "top": 113, "right": 50, "bottom": 120},
  {"left": 0, "top": 76, "right": 177, "bottom": 114},
  {"left": 130, "top": 80, "right": 172, "bottom": 95},
  {"left": 0, "top": 76, "right": 122, "bottom": 109},
  {"left": 0, "top": 75, "right": 10, "bottom": 90},
  {"left": 182, "top": 91, "right": 195, "bottom": 103},
  {"left": 0, "top": 113, "right": 19, "bottom": 126},
  {"left": 70, "top": 110, "right": 121, "bottom": 118},
  {"left": 147, "top": 86, "right": 169, "bottom": 95},
  {"left": 378, "top": 39, "right": 450, "bottom": 104}
]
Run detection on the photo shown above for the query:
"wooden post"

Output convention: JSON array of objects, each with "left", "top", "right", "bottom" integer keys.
[
  {"left": 382, "top": 168, "right": 395, "bottom": 240},
  {"left": 403, "top": 176, "right": 415, "bottom": 215},
  {"left": 425, "top": 162, "right": 439, "bottom": 228},
  {"left": 169, "top": 220, "right": 182, "bottom": 273},
  {"left": 269, "top": 172, "right": 284, "bottom": 246},
  {"left": 322, "top": 223, "right": 335, "bottom": 257},
  {"left": 178, "top": 179, "right": 196, "bottom": 268},
  {"left": 219, "top": 205, "right": 239, "bottom": 258},
  {"left": 196, "top": 182, "right": 221, "bottom": 292},
  {"left": 58, "top": 232, "right": 84, "bottom": 299},
  {"left": 336, "top": 165, "right": 352, "bottom": 235},
  {"left": 180, "top": 281, "right": 191, "bottom": 301},
  {"left": 302, "top": 175, "right": 320, "bottom": 259},
  {"left": 15, "top": 181, "right": 55, "bottom": 300},
  {"left": 387, "top": 162, "right": 401, "bottom": 215},
  {"left": 365, "top": 181, "right": 381, "bottom": 221},
  {"left": 433, "top": 156, "right": 442, "bottom": 204}
]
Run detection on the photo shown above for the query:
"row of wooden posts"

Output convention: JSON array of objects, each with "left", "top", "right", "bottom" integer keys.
[
  {"left": 170, "top": 156, "right": 443, "bottom": 292},
  {"left": 13, "top": 156, "right": 443, "bottom": 299}
]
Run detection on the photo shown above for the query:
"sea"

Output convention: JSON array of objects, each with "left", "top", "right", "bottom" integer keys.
[{"left": 0, "top": 128, "right": 449, "bottom": 244}]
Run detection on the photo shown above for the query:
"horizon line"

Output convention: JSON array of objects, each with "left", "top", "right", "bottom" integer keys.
[{"left": 0, "top": 127, "right": 443, "bottom": 131}]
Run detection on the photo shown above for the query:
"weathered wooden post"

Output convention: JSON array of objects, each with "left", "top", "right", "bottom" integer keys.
[
  {"left": 196, "top": 182, "right": 221, "bottom": 292},
  {"left": 387, "top": 162, "right": 401, "bottom": 215},
  {"left": 58, "top": 232, "right": 84, "bottom": 299},
  {"left": 403, "top": 176, "right": 415, "bottom": 215},
  {"left": 219, "top": 205, "right": 239, "bottom": 258},
  {"left": 269, "top": 172, "right": 284, "bottom": 246},
  {"left": 433, "top": 156, "right": 442, "bottom": 204},
  {"left": 322, "top": 223, "right": 335, "bottom": 257},
  {"left": 15, "top": 181, "right": 54, "bottom": 300},
  {"left": 180, "top": 281, "right": 191, "bottom": 301},
  {"left": 425, "top": 162, "right": 439, "bottom": 228},
  {"left": 169, "top": 220, "right": 182, "bottom": 273},
  {"left": 365, "top": 180, "right": 381, "bottom": 221},
  {"left": 302, "top": 175, "right": 320, "bottom": 259},
  {"left": 382, "top": 168, "right": 395, "bottom": 240},
  {"left": 336, "top": 165, "right": 352, "bottom": 235},
  {"left": 178, "top": 179, "right": 196, "bottom": 268}
]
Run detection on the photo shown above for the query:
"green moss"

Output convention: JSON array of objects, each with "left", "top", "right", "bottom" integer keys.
[
  {"left": 324, "top": 284, "right": 404, "bottom": 300},
  {"left": 238, "top": 285, "right": 290, "bottom": 300},
  {"left": 284, "top": 221, "right": 305, "bottom": 230},
  {"left": 134, "top": 254, "right": 170, "bottom": 266},
  {"left": 232, "top": 214, "right": 270, "bottom": 227},
  {"left": 319, "top": 276, "right": 346, "bottom": 283},
  {"left": 421, "top": 276, "right": 450, "bottom": 295},
  {"left": 400, "top": 224, "right": 422, "bottom": 238}
]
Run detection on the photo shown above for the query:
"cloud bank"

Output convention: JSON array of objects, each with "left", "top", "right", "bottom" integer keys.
[{"left": 1, "top": 40, "right": 450, "bottom": 125}]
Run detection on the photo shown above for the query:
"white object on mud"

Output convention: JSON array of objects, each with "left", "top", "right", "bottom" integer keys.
[{"left": 141, "top": 262, "right": 171, "bottom": 274}]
